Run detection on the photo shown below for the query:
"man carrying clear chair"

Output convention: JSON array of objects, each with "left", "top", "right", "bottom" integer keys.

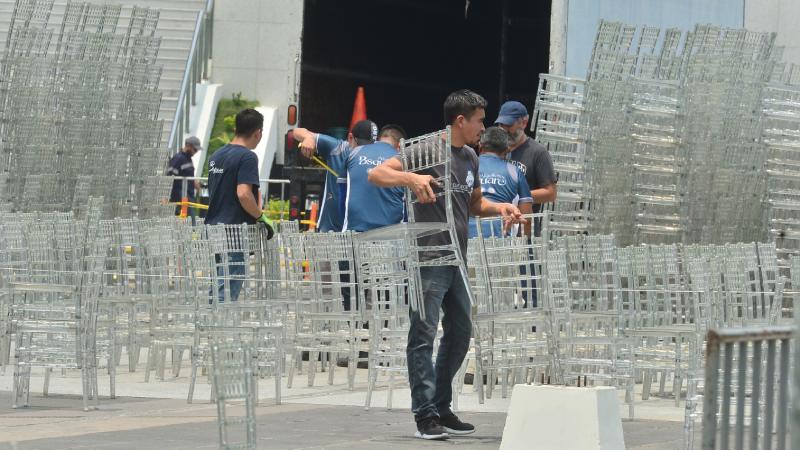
[{"left": 369, "top": 90, "right": 525, "bottom": 440}]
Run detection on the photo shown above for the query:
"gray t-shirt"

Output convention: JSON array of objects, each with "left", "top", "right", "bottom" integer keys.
[
  {"left": 508, "top": 137, "right": 557, "bottom": 213},
  {"left": 403, "top": 144, "right": 479, "bottom": 262}
]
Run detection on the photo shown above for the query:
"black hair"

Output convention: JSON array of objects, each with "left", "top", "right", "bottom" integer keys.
[
  {"left": 443, "top": 89, "right": 487, "bottom": 125},
  {"left": 379, "top": 124, "right": 407, "bottom": 141},
  {"left": 234, "top": 108, "right": 264, "bottom": 137},
  {"left": 479, "top": 126, "right": 510, "bottom": 153}
]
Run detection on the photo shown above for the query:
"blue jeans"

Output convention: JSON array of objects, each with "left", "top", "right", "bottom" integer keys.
[
  {"left": 407, "top": 266, "right": 472, "bottom": 420},
  {"left": 211, "top": 251, "right": 245, "bottom": 303},
  {"left": 520, "top": 245, "right": 538, "bottom": 307}
]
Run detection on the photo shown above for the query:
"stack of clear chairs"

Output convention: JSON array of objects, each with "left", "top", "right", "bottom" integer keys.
[
  {"left": 531, "top": 75, "right": 590, "bottom": 236},
  {"left": 627, "top": 79, "right": 684, "bottom": 244},
  {"left": 530, "top": 20, "right": 792, "bottom": 247},
  {"left": 100, "top": 218, "right": 151, "bottom": 375},
  {"left": 468, "top": 214, "right": 552, "bottom": 400},
  {"left": 762, "top": 84, "right": 800, "bottom": 261},
  {"left": 355, "top": 236, "right": 413, "bottom": 409},
  {"left": 210, "top": 341, "right": 257, "bottom": 450},
  {"left": 626, "top": 245, "right": 704, "bottom": 407},
  {"left": 287, "top": 231, "right": 365, "bottom": 389},
  {"left": 0, "top": 0, "right": 167, "bottom": 219},
  {"left": 142, "top": 225, "right": 195, "bottom": 384},
  {"left": 190, "top": 224, "right": 285, "bottom": 405},
  {"left": 719, "top": 244, "right": 780, "bottom": 327},
  {"left": 10, "top": 199, "right": 107, "bottom": 410},
  {"left": 551, "top": 235, "right": 635, "bottom": 418}
]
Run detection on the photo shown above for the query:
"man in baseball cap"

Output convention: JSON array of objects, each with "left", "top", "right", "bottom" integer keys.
[
  {"left": 292, "top": 119, "right": 377, "bottom": 232},
  {"left": 494, "top": 101, "right": 557, "bottom": 231},
  {"left": 494, "top": 100, "right": 529, "bottom": 126},
  {"left": 350, "top": 119, "right": 379, "bottom": 146},
  {"left": 167, "top": 136, "right": 203, "bottom": 219}
]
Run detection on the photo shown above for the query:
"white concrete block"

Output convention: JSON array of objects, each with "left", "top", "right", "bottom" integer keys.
[{"left": 500, "top": 385, "right": 625, "bottom": 450}]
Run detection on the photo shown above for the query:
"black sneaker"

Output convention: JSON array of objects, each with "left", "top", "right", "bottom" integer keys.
[
  {"left": 414, "top": 417, "right": 449, "bottom": 440},
  {"left": 439, "top": 413, "right": 475, "bottom": 435}
]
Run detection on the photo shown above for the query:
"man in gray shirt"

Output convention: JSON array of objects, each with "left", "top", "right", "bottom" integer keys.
[
  {"left": 369, "top": 90, "right": 523, "bottom": 440},
  {"left": 495, "top": 101, "right": 557, "bottom": 229}
]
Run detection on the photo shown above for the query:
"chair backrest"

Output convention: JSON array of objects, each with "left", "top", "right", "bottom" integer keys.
[
  {"left": 210, "top": 341, "right": 257, "bottom": 450},
  {"left": 398, "top": 127, "right": 453, "bottom": 225}
]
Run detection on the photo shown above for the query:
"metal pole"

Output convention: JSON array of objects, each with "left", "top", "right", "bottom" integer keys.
[
  {"left": 497, "top": 0, "right": 508, "bottom": 103},
  {"left": 764, "top": 339, "right": 776, "bottom": 450},
  {"left": 280, "top": 184, "right": 286, "bottom": 221},
  {"left": 719, "top": 342, "right": 734, "bottom": 450},
  {"left": 749, "top": 340, "right": 762, "bottom": 450},
  {"left": 776, "top": 338, "right": 789, "bottom": 450},
  {"left": 735, "top": 342, "right": 746, "bottom": 450}
]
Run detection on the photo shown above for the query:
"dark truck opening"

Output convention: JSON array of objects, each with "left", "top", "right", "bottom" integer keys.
[{"left": 284, "top": 0, "right": 551, "bottom": 225}]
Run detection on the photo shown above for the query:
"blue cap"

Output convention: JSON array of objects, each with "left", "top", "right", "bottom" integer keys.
[{"left": 494, "top": 101, "right": 529, "bottom": 126}]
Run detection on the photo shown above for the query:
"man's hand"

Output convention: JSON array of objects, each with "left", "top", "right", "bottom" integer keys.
[
  {"left": 292, "top": 128, "right": 317, "bottom": 159},
  {"left": 257, "top": 213, "right": 275, "bottom": 240},
  {"left": 497, "top": 203, "right": 525, "bottom": 233},
  {"left": 298, "top": 138, "right": 316, "bottom": 159},
  {"left": 410, "top": 174, "right": 439, "bottom": 204}
]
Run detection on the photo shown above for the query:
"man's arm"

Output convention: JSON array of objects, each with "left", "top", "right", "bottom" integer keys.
[
  {"left": 368, "top": 157, "right": 439, "bottom": 203},
  {"left": 469, "top": 188, "right": 524, "bottom": 232},
  {"left": 519, "top": 202, "right": 533, "bottom": 236},
  {"left": 532, "top": 183, "right": 557, "bottom": 204},
  {"left": 236, "top": 184, "right": 262, "bottom": 219},
  {"left": 531, "top": 149, "right": 557, "bottom": 203}
]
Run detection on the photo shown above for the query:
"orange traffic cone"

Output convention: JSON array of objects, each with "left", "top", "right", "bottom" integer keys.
[{"left": 348, "top": 86, "right": 367, "bottom": 131}]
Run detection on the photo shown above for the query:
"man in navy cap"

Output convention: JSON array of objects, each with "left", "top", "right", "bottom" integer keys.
[
  {"left": 495, "top": 101, "right": 557, "bottom": 236},
  {"left": 167, "top": 136, "right": 202, "bottom": 219},
  {"left": 292, "top": 119, "right": 379, "bottom": 232}
]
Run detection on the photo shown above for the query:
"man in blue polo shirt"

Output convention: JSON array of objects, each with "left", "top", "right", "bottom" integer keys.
[
  {"left": 292, "top": 120, "right": 378, "bottom": 232},
  {"left": 343, "top": 124, "right": 407, "bottom": 232},
  {"left": 469, "top": 126, "right": 533, "bottom": 238}
]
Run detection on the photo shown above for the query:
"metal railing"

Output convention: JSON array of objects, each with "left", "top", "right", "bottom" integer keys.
[
  {"left": 166, "top": 0, "right": 214, "bottom": 153},
  {"left": 701, "top": 326, "right": 794, "bottom": 450},
  {"left": 170, "top": 176, "right": 290, "bottom": 221}
]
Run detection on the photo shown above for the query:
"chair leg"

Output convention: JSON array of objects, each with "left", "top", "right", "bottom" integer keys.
[
  {"left": 188, "top": 363, "right": 198, "bottom": 404},
  {"left": 364, "top": 364, "right": 377, "bottom": 411},
  {"left": 287, "top": 351, "right": 297, "bottom": 389},
  {"left": 43, "top": 367, "right": 51, "bottom": 396}
]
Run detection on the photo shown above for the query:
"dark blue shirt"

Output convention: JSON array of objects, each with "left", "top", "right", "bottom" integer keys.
[
  {"left": 343, "top": 142, "right": 405, "bottom": 232},
  {"left": 167, "top": 151, "right": 196, "bottom": 202},
  {"left": 205, "top": 144, "right": 260, "bottom": 225}
]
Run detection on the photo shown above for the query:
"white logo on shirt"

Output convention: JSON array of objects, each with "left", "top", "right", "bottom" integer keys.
[
  {"left": 209, "top": 160, "right": 224, "bottom": 175},
  {"left": 358, "top": 155, "right": 386, "bottom": 167},
  {"left": 465, "top": 170, "right": 474, "bottom": 188},
  {"left": 481, "top": 174, "right": 507, "bottom": 186},
  {"left": 509, "top": 159, "right": 527, "bottom": 174}
]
